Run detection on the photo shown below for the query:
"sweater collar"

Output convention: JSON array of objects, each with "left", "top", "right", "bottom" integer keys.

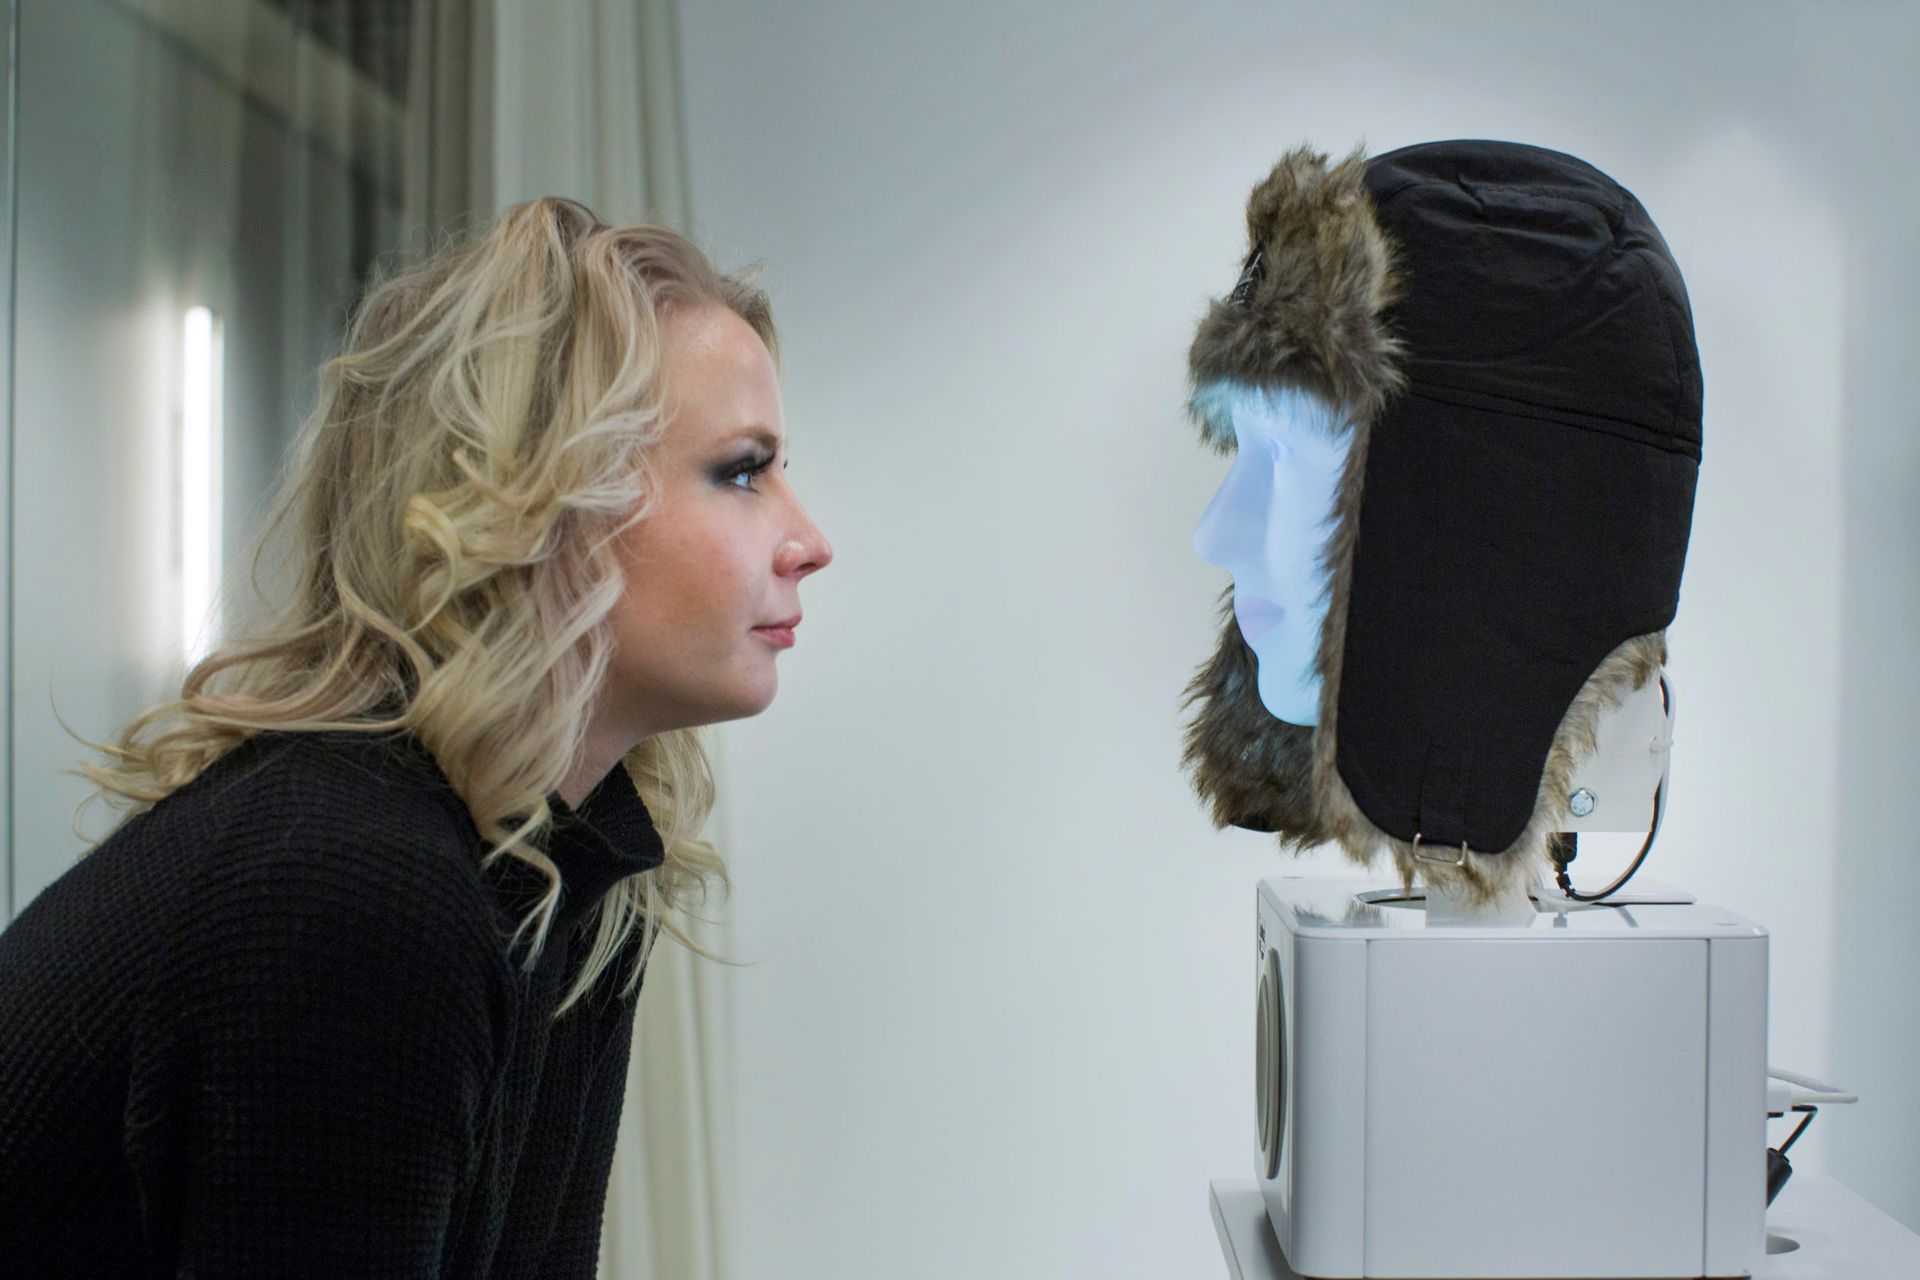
[
  {"left": 541, "top": 762, "right": 667, "bottom": 925},
  {"left": 369, "top": 722, "right": 665, "bottom": 928}
]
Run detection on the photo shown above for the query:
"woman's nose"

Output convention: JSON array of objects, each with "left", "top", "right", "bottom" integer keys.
[{"left": 784, "top": 505, "right": 833, "bottom": 578}]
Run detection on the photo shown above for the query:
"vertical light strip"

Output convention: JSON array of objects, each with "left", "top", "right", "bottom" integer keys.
[{"left": 181, "top": 306, "right": 223, "bottom": 666}]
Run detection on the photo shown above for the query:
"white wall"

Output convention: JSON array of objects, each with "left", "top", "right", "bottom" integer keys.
[{"left": 674, "top": 2, "right": 1920, "bottom": 1272}]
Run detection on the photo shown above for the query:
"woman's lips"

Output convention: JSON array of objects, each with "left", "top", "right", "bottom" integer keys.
[
  {"left": 753, "top": 625, "right": 796, "bottom": 648},
  {"left": 1234, "top": 593, "right": 1287, "bottom": 641}
]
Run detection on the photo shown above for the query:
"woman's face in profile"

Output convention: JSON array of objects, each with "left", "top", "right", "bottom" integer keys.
[{"left": 604, "top": 303, "right": 832, "bottom": 736}]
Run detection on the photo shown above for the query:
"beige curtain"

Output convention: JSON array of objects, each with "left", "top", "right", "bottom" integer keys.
[
  {"left": 479, "top": 0, "right": 691, "bottom": 229},
  {"left": 469, "top": 2, "right": 730, "bottom": 1276},
  {"left": 601, "top": 803, "right": 739, "bottom": 1280}
]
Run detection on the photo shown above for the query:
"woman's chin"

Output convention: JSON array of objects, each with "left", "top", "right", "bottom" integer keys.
[{"left": 738, "top": 675, "right": 779, "bottom": 718}]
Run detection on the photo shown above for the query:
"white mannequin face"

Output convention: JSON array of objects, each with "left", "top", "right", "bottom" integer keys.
[{"left": 1191, "top": 383, "right": 1351, "bottom": 725}]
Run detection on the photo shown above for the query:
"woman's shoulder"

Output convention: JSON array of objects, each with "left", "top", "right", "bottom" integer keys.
[
  {"left": 195, "top": 725, "right": 474, "bottom": 845},
  {"left": 2, "top": 728, "right": 515, "bottom": 1080},
  {"left": 175, "top": 727, "right": 493, "bottom": 916},
  {"left": 16, "top": 728, "right": 476, "bottom": 943},
  {"left": 145, "top": 731, "right": 518, "bottom": 1026}
]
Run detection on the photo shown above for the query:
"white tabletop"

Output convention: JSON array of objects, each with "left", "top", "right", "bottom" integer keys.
[{"left": 1210, "top": 1174, "right": 1920, "bottom": 1279}]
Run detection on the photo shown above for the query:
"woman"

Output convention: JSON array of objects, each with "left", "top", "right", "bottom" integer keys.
[{"left": 0, "top": 197, "right": 831, "bottom": 1275}]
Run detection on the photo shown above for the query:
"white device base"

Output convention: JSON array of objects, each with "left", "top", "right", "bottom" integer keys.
[
  {"left": 1211, "top": 1175, "right": 1920, "bottom": 1280},
  {"left": 1254, "top": 877, "right": 1769, "bottom": 1276}
]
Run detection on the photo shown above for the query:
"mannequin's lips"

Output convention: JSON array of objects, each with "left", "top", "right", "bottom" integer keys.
[{"left": 1234, "top": 593, "right": 1287, "bottom": 641}]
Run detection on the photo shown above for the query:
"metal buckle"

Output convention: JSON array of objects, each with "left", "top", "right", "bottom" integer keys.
[
  {"left": 1411, "top": 831, "right": 1469, "bottom": 867},
  {"left": 1229, "top": 245, "right": 1265, "bottom": 305}
]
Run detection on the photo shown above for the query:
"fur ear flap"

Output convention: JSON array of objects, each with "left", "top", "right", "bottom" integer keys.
[
  {"left": 1359, "top": 633, "right": 1670, "bottom": 904},
  {"left": 1182, "top": 566, "right": 1670, "bottom": 906}
]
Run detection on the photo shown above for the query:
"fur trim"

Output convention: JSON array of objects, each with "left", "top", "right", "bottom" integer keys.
[
  {"left": 1180, "top": 142, "right": 1671, "bottom": 906},
  {"left": 1184, "top": 143, "right": 1408, "bottom": 452}
]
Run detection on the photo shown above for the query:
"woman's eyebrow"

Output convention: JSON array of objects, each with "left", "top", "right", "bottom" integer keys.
[{"left": 728, "top": 426, "right": 785, "bottom": 454}]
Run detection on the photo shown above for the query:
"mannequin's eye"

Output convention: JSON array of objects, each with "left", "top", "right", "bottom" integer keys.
[{"left": 1267, "top": 435, "right": 1292, "bottom": 464}]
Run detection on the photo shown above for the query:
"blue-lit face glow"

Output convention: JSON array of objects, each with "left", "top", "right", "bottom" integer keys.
[{"left": 1190, "top": 383, "right": 1351, "bottom": 726}]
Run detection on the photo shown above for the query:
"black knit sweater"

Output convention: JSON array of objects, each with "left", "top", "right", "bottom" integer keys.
[{"left": 0, "top": 723, "right": 666, "bottom": 1276}]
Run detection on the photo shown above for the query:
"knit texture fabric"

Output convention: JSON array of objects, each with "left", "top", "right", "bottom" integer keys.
[{"left": 0, "top": 724, "right": 667, "bottom": 1277}]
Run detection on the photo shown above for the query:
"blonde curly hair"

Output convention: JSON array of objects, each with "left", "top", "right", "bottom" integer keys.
[{"left": 63, "top": 196, "right": 770, "bottom": 1019}]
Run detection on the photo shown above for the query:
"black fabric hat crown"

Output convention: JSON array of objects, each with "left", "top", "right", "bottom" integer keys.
[{"left": 1181, "top": 139, "right": 1702, "bottom": 903}]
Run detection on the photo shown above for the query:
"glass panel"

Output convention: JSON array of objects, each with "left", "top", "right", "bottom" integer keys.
[
  {"left": 0, "top": 0, "right": 16, "bottom": 921},
  {"left": 6, "top": 0, "right": 444, "bottom": 913}
]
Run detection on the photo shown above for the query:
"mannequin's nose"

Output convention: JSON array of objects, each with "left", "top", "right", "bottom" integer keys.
[
  {"left": 1192, "top": 499, "right": 1227, "bottom": 566},
  {"left": 1193, "top": 467, "right": 1262, "bottom": 569}
]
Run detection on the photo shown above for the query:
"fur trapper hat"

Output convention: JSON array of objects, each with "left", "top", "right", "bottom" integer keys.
[{"left": 1180, "top": 140, "right": 1702, "bottom": 904}]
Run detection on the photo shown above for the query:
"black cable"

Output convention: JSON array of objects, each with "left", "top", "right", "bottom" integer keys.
[
  {"left": 1550, "top": 677, "right": 1669, "bottom": 903},
  {"left": 1767, "top": 1106, "right": 1818, "bottom": 1208},
  {"left": 1555, "top": 784, "right": 1662, "bottom": 902},
  {"left": 1778, "top": 1106, "right": 1816, "bottom": 1155}
]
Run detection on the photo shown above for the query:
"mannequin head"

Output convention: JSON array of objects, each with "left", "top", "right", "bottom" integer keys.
[
  {"left": 1179, "top": 141, "right": 1701, "bottom": 908},
  {"left": 1190, "top": 382, "right": 1352, "bottom": 726}
]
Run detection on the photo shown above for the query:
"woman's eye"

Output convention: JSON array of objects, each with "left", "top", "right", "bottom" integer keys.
[{"left": 725, "top": 455, "right": 776, "bottom": 490}]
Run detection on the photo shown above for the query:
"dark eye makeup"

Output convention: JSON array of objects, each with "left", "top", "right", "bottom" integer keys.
[{"left": 717, "top": 451, "right": 778, "bottom": 489}]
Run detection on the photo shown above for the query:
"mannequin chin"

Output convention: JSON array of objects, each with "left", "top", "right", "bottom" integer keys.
[{"left": 1190, "top": 381, "right": 1352, "bottom": 726}]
